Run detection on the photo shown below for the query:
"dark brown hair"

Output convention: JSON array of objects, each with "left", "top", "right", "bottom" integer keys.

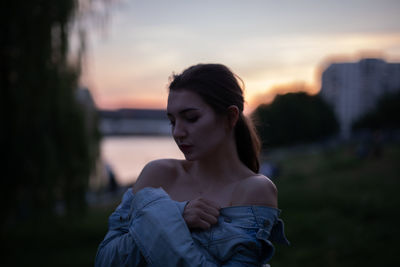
[{"left": 168, "top": 64, "right": 261, "bottom": 173}]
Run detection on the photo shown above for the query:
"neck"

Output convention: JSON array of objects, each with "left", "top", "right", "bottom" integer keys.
[{"left": 190, "top": 135, "right": 249, "bottom": 185}]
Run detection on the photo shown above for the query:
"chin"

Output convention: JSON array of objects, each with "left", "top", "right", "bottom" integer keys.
[
  {"left": 183, "top": 154, "right": 196, "bottom": 161},
  {"left": 183, "top": 151, "right": 204, "bottom": 161},
  {"left": 184, "top": 151, "right": 213, "bottom": 162}
]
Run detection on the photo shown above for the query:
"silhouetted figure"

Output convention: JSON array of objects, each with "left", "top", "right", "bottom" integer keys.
[
  {"left": 105, "top": 164, "right": 118, "bottom": 193},
  {"left": 260, "top": 162, "right": 280, "bottom": 180},
  {"left": 356, "top": 130, "right": 384, "bottom": 159},
  {"left": 371, "top": 130, "right": 383, "bottom": 158}
]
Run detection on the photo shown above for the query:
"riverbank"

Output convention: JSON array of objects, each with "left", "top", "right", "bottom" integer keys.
[{"left": 2, "top": 142, "right": 399, "bottom": 266}]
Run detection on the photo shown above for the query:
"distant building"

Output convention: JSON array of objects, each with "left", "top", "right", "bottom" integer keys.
[
  {"left": 99, "top": 108, "right": 171, "bottom": 136},
  {"left": 320, "top": 58, "right": 400, "bottom": 139}
]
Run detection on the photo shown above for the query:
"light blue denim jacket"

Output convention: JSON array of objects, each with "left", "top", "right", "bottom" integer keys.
[{"left": 95, "top": 187, "right": 289, "bottom": 266}]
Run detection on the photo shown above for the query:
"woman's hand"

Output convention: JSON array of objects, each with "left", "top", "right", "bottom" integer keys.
[{"left": 183, "top": 197, "right": 221, "bottom": 230}]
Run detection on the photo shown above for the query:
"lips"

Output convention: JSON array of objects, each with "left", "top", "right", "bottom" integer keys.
[{"left": 178, "top": 144, "right": 193, "bottom": 153}]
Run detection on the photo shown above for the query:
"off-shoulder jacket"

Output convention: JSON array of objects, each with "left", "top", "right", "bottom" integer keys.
[{"left": 95, "top": 187, "right": 289, "bottom": 266}]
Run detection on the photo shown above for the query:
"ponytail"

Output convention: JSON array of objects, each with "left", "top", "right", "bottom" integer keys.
[{"left": 234, "top": 113, "right": 261, "bottom": 173}]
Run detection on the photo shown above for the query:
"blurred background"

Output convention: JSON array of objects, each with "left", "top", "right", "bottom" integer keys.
[{"left": 2, "top": 0, "right": 399, "bottom": 266}]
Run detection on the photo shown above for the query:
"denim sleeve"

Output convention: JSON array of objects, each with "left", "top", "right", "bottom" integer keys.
[
  {"left": 220, "top": 220, "right": 289, "bottom": 266},
  {"left": 217, "top": 224, "right": 279, "bottom": 266},
  {"left": 95, "top": 188, "right": 189, "bottom": 267},
  {"left": 128, "top": 187, "right": 219, "bottom": 267},
  {"left": 95, "top": 189, "right": 146, "bottom": 266},
  {"left": 214, "top": 207, "right": 289, "bottom": 266},
  {"left": 256, "top": 218, "right": 290, "bottom": 264}
]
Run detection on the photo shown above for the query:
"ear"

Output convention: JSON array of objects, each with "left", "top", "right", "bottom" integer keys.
[{"left": 227, "top": 105, "right": 239, "bottom": 129}]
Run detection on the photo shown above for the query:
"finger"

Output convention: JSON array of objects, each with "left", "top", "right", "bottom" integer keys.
[
  {"left": 199, "top": 198, "right": 221, "bottom": 210},
  {"left": 196, "top": 202, "right": 220, "bottom": 217},
  {"left": 199, "top": 210, "right": 218, "bottom": 225},
  {"left": 204, "top": 206, "right": 220, "bottom": 218},
  {"left": 196, "top": 219, "right": 211, "bottom": 230}
]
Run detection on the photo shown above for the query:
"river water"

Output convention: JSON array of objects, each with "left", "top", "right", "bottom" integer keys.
[{"left": 101, "top": 136, "right": 183, "bottom": 185}]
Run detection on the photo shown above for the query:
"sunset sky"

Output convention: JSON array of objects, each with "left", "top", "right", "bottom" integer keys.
[{"left": 81, "top": 0, "right": 400, "bottom": 113}]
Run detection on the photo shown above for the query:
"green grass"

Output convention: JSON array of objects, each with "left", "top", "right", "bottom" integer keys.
[
  {"left": 271, "top": 143, "right": 400, "bottom": 267},
  {"left": 2, "top": 143, "right": 399, "bottom": 266},
  {"left": 2, "top": 206, "right": 114, "bottom": 266}
]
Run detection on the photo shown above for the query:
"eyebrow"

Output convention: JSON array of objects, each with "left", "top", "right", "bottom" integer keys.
[{"left": 167, "top": 108, "right": 199, "bottom": 117}]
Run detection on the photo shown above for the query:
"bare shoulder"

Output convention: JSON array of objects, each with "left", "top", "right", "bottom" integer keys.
[
  {"left": 132, "top": 159, "right": 182, "bottom": 193},
  {"left": 232, "top": 174, "right": 278, "bottom": 208}
]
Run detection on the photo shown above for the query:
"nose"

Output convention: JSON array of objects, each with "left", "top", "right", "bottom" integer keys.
[{"left": 172, "top": 120, "right": 187, "bottom": 140}]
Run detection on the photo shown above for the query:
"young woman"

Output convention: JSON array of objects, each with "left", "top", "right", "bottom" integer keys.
[{"left": 95, "top": 64, "right": 289, "bottom": 266}]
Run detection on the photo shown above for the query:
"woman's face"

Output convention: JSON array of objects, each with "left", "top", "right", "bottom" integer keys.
[{"left": 167, "top": 90, "right": 229, "bottom": 161}]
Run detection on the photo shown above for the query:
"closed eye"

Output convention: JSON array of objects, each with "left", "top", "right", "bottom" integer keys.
[{"left": 186, "top": 116, "right": 198, "bottom": 123}]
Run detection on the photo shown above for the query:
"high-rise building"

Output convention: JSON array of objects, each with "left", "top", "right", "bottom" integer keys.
[{"left": 320, "top": 58, "right": 400, "bottom": 139}]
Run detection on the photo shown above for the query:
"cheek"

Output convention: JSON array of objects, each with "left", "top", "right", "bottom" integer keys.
[
  {"left": 195, "top": 120, "right": 227, "bottom": 144},
  {"left": 194, "top": 118, "right": 218, "bottom": 134}
]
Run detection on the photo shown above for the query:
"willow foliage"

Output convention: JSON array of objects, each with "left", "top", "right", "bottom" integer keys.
[{"left": 1, "top": 0, "right": 100, "bottom": 227}]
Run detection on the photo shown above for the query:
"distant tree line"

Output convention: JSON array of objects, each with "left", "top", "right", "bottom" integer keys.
[
  {"left": 353, "top": 90, "right": 400, "bottom": 131},
  {"left": 1, "top": 1, "right": 99, "bottom": 228},
  {"left": 252, "top": 92, "right": 339, "bottom": 148}
]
